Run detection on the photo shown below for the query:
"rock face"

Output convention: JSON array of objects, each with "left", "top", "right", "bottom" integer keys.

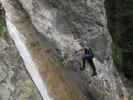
[
  {"left": 105, "top": 0, "right": 133, "bottom": 78},
  {"left": 0, "top": 3, "right": 42, "bottom": 100},
  {"left": 2, "top": 0, "right": 90, "bottom": 100},
  {"left": 18, "top": 0, "right": 112, "bottom": 62},
  {"left": 105, "top": 0, "right": 133, "bottom": 99},
  {"left": 0, "top": 32, "right": 42, "bottom": 100},
  {"left": 0, "top": 0, "right": 133, "bottom": 100}
]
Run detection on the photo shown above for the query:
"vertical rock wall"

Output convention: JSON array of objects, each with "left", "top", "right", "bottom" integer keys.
[
  {"left": 105, "top": 0, "right": 133, "bottom": 99},
  {"left": 0, "top": 26, "right": 42, "bottom": 100},
  {"left": 0, "top": 0, "right": 132, "bottom": 100},
  {"left": 0, "top": 3, "right": 42, "bottom": 100},
  {"left": 18, "top": 0, "right": 112, "bottom": 62},
  {"left": 105, "top": 0, "right": 133, "bottom": 78}
]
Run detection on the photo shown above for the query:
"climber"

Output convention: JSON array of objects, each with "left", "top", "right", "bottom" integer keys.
[{"left": 75, "top": 47, "right": 97, "bottom": 76}]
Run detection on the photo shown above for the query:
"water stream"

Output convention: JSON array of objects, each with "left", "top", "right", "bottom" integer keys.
[{"left": 6, "top": 18, "right": 53, "bottom": 100}]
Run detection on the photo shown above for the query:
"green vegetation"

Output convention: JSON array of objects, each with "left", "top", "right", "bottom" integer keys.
[
  {"left": 112, "top": 42, "right": 122, "bottom": 70},
  {"left": 0, "top": 17, "right": 6, "bottom": 37},
  {"left": 105, "top": 0, "right": 133, "bottom": 78}
]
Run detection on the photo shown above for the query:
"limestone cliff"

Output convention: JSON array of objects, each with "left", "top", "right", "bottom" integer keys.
[
  {"left": 0, "top": 0, "right": 132, "bottom": 100},
  {"left": 0, "top": 3, "right": 42, "bottom": 100}
]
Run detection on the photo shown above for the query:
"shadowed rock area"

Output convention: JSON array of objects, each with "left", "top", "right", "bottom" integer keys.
[
  {"left": 105, "top": 0, "right": 133, "bottom": 99},
  {"left": 105, "top": 0, "right": 133, "bottom": 78}
]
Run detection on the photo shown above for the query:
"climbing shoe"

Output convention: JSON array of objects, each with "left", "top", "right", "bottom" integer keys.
[
  {"left": 80, "top": 67, "right": 85, "bottom": 71},
  {"left": 92, "top": 71, "right": 97, "bottom": 76}
]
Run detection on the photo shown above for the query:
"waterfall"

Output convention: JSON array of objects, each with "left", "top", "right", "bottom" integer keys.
[{"left": 6, "top": 19, "right": 53, "bottom": 100}]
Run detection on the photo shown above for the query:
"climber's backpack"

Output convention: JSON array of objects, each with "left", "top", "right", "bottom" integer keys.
[
  {"left": 85, "top": 48, "right": 94, "bottom": 58},
  {"left": 89, "top": 48, "right": 94, "bottom": 58}
]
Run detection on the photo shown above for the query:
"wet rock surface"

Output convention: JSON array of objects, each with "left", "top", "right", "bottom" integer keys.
[{"left": 0, "top": 35, "right": 42, "bottom": 100}]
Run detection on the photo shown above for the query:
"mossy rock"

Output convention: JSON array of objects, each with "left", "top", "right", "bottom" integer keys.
[
  {"left": 105, "top": 0, "right": 133, "bottom": 78},
  {"left": 112, "top": 43, "right": 122, "bottom": 69},
  {"left": 0, "top": 17, "right": 6, "bottom": 37}
]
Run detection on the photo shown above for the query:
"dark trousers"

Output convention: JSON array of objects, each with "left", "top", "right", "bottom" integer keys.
[{"left": 82, "top": 56, "right": 96, "bottom": 73}]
